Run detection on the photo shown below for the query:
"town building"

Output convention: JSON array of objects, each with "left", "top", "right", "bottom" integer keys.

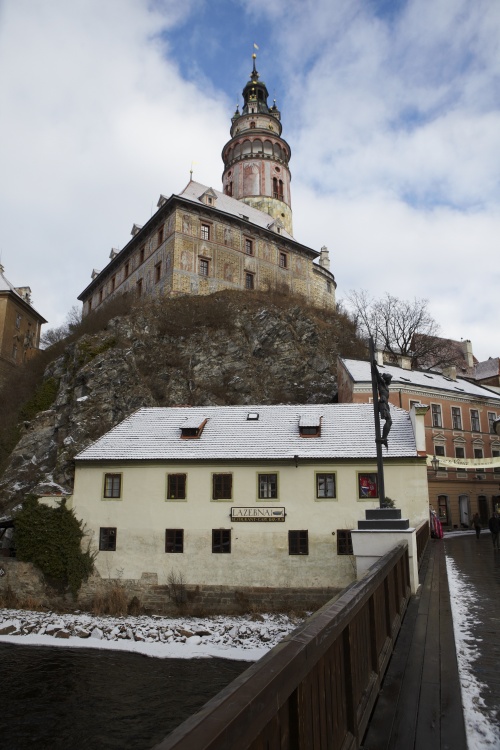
[
  {"left": 78, "top": 56, "right": 336, "bottom": 316},
  {"left": 338, "top": 357, "right": 500, "bottom": 530},
  {"left": 70, "top": 403, "right": 429, "bottom": 603},
  {"left": 0, "top": 264, "right": 46, "bottom": 383}
]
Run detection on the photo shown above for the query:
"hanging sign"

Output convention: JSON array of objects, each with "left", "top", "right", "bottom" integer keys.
[
  {"left": 427, "top": 455, "right": 500, "bottom": 470},
  {"left": 231, "top": 507, "right": 285, "bottom": 522}
]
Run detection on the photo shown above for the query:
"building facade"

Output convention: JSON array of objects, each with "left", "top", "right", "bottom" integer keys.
[
  {"left": 71, "top": 404, "right": 429, "bottom": 597},
  {"left": 338, "top": 357, "right": 500, "bottom": 530},
  {"left": 78, "top": 57, "right": 336, "bottom": 316},
  {"left": 0, "top": 264, "right": 46, "bottom": 383}
]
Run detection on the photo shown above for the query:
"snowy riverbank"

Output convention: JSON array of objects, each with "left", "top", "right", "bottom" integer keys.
[{"left": 0, "top": 608, "right": 304, "bottom": 661}]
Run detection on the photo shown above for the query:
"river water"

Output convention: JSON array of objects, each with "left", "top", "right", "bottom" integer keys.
[{"left": 0, "top": 643, "right": 250, "bottom": 749}]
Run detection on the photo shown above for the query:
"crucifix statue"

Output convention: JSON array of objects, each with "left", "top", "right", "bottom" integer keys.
[{"left": 368, "top": 337, "right": 393, "bottom": 507}]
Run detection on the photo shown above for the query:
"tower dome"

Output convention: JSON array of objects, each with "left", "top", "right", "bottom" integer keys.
[{"left": 221, "top": 54, "right": 293, "bottom": 235}]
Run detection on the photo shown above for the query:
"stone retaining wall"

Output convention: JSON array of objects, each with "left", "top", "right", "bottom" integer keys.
[{"left": 0, "top": 558, "right": 339, "bottom": 615}]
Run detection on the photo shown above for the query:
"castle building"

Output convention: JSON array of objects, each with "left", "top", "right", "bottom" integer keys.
[
  {"left": 0, "top": 264, "right": 46, "bottom": 383},
  {"left": 78, "top": 56, "right": 336, "bottom": 315}
]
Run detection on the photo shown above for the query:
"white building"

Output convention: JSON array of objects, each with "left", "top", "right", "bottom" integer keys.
[{"left": 72, "top": 404, "right": 429, "bottom": 599}]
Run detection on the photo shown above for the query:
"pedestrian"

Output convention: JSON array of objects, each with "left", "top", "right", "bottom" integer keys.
[
  {"left": 488, "top": 512, "right": 500, "bottom": 550},
  {"left": 472, "top": 513, "right": 482, "bottom": 539}
]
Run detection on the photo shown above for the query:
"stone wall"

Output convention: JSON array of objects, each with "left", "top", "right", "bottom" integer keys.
[{"left": 0, "top": 557, "right": 339, "bottom": 615}]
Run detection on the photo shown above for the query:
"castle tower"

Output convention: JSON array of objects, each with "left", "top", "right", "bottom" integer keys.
[{"left": 221, "top": 54, "right": 293, "bottom": 236}]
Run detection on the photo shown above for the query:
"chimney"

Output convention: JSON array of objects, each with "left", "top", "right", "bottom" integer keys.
[
  {"left": 399, "top": 355, "right": 412, "bottom": 370},
  {"left": 319, "top": 246, "right": 330, "bottom": 270},
  {"left": 442, "top": 365, "right": 457, "bottom": 381},
  {"left": 461, "top": 340, "right": 474, "bottom": 368},
  {"left": 410, "top": 403, "right": 429, "bottom": 454}
]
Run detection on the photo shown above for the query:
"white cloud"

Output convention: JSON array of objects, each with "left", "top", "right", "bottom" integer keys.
[
  {"left": 0, "top": 0, "right": 228, "bottom": 326},
  {"left": 0, "top": 0, "right": 498, "bottom": 363}
]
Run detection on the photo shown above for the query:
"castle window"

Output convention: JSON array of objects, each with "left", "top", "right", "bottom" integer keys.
[
  {"left": 273, "top": 177, "right": 278, "bottom": 199},
  {"left": 103, "top": 473, "right": 122, "bottom": 498},
  {"left": 259, "top": 473, "right": 278, "bottom": 499},
  {"left": 431, "top": 404, "right": 442, "bottom": 428},
  {"left": 200, "top": 224, "right": 210, "bottom": 241},
  {"left": 245, "top": 238, "right": 253, "bottom": 255},
  {"left": 245, "top": 272, "right": 254, "bottom": 290},
  {"left": 124, "top": 262, "right": 129, "bottom": 279},
  {"left": 488, "top": 412, "right": 497, "bottom": 434},
  {"left": 158, "top": 227, "right": 164, "bottom": 246},
  {"left": 155, "top": 262, "right": 162, "bottom": 284},
  {"left": 279, "top": 252, "right": 288, "bottom": 269},
  {"left": 213, "top": 474, "right": 233, "bottom": 500},
  {"left": 337, "top": 530, "right": 353, "bottom": 555},
  {"left": 111, "top": 276, "right": 116, "bottom": 292},
  {"left": 250, "top": 121, "right": 256, "bottom": 128},
  {"left": 199, "top": 258, "right": 210, "bottom": 277},
  {"left": 88, "top": 299, "right": 92, "bottom": 313},
  {"left": 165, "top": 529, "right": 184, "bottom": 553},
  {"left": 99, "top": 528, "right": 117, "bottom": 551},
  {"left": 226, "top": 181, "right": 233, "bottom": 196},
  {"left": 317, "top": 473, "right": 336, "bottom": 498},
  {"left": 289, "top": 530, "right": 308, "bottom": 555},
  {"left": 15, "top": 314, "right": 21, "bottom": 329},
  {"left": 212, "top": 529, "right": 231, "bottom": 553},
  {"left": 451, "top": 407, "right": 462, "bottom": 430},
  {"left": 167, "top": 474, "right": 186, "bottom": 500},
  {"left": 139, "top": 246, "right": 145, "bottom": 264},
  {"left": 470, "top": 409, "right": 480, "bottom": 432},
  {"left": 278, "top": 180, "right": 284, "bottom": 200},
  {"left": 358, "top": 473, "right": 378, "bottom": 499},
  {"left": 99, "top": 289, "right": 103, "bottom": 304}
]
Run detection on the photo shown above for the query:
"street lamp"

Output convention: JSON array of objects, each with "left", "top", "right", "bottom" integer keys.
[{"left": 431, "top": 454, "right": 440, "bottom": 474}]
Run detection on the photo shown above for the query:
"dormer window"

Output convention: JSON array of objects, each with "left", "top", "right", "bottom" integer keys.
[
  {"left": 180, "top": 417, "right": 207, "bottom": 439},
  {"left": 200, "top": 189, "right": 217, "bottom": 207},
  {"left": 299, "top": 415, "right": 322, "bottom": 437}
]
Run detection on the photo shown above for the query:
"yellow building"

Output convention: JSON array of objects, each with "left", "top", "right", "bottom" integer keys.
[
  {"left": 71, "top": 404, "right": 429, "bottom": 599},
  {"left": 0, "top": 264, "right": 46, "bottom": 383},
  {"left": 78, "top": 57, "right": 336, "bottom": 315}
]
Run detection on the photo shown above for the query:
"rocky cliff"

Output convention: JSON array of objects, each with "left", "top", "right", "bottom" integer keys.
[{"left": 0, "top": 291, "right": 364, "bottom": 514}]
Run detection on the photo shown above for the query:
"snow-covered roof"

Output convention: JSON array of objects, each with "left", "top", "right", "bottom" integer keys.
[
  {"left": 475, "top": 358, "right": 500, "bottom": 380},
  {"left": 0, "top": 265, "right": 46, "bottom": 321},
  {"left": 178, "top": 181, "right": 296, "bottom": 242},
  {"left": 75, "top": 404, "right": 418, "bottom": 462},
  {"left": 341, "top": 358, "right": 500, "bottom": 402}
]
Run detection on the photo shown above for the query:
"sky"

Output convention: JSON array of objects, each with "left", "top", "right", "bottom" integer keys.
[{"left": 0, "top": 0, "right": 499, "bottom": 361}]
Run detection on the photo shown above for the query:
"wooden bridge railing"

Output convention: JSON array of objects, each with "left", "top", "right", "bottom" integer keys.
[
  {"left": 153, "top": 543, "right": 411, "bottom": 750},
  {"left": 416, "top": 519, "right": 430, "bottom": 568}
]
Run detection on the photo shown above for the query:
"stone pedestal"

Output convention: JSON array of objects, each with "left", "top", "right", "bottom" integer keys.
[{"left": 351, "top": 509, "right": 419, "bottom": 594}]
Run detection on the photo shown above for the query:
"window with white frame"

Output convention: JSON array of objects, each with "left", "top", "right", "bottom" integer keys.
[
  {"left": 451, "top": 407, "right": 462, "bottom": 430},
  {"left": 470, "top": 409, "right": 480, "bottom": 432},
  {"left": 431, "top": 404, "right": 442, "bottom": 428}
]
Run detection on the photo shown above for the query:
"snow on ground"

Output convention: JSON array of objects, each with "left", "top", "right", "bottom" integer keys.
[
  {"left": 0, "top": 608, "right": 304, "bottom": 662},
  {"left": 445, "top": 556, "right": 500, "bottom": 750}
]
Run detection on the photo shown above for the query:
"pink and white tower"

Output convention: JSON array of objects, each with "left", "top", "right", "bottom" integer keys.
[{"left": 221, "top": 54, "right": 293, "bottom": 236}]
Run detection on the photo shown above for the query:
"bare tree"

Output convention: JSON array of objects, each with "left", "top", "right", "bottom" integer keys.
[
  {"left": 40, "top": 305, "right": 82, "bottom": 349},
  {"left": 344, "top": 291, "right": 464, "bottom": 370}
]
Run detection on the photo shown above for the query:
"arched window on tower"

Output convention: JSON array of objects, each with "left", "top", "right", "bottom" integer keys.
[
  {"left": 225, "top": 181, "right": 233, "bottom": 196},
  {"left": 273, "top": 177, "right": 278, "bottom": 199},
  {"left": 278, "top": 180, "right": 284, "bottom": 200}
]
